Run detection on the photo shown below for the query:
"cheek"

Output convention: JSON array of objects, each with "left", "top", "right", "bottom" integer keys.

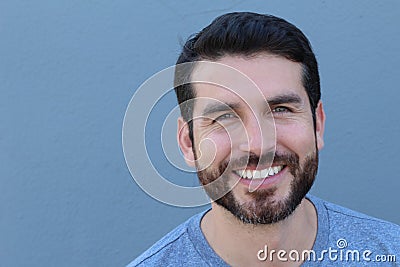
[
  {"left": 195, "top": 129, "right": 232, "bottom": 169},
  {"left": 276, "top": 124, "right": 316, "bottom": 155}
]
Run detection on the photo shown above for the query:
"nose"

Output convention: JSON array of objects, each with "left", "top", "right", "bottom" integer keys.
[{"left": 238, "top": 115, "right": 275, "bottom": 156}]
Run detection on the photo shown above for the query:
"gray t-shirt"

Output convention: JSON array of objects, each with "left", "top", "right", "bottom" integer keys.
[{"left": 127, "top": 195, "right": 400, "bottom": 266}]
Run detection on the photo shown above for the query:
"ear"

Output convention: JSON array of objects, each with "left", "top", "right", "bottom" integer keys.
[
  {"left": 177, "top": 117, "right": 196, "bottom": 167},
  {"left": 315, "top": 101, "right": 326, "bottom": 151}
]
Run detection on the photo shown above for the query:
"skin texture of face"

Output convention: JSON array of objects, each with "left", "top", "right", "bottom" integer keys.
[{"left": 178, "top": 54, "right": 325, "bottom": 225}]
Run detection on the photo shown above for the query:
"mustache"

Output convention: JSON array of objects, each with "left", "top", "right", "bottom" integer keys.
[{"left": 226, "top": 151, "right": 299, "bottom": 170}]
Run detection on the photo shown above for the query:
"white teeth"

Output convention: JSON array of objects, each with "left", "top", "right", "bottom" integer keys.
[
  {"left": 235, "top": 166, "right": 284, "bottom": 179},
  {"left": 274, "top": 166, "right": 282, "bottom": 174},
  {"left": 246, "top": 170, "right": 252, "bottom": 179},
  {"left": 268, "top": 168, "right": 274, "bottom": 176},
  {"left": 261, "top": 169, "right": 268, "bottom": 178}
]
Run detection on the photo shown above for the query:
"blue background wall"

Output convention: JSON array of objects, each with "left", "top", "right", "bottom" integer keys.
[{"left": 1, "top": 1, "right": 399, "bottom": 266}]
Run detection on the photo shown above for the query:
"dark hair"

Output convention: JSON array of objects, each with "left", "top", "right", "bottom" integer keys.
[{"left": 174, "top": 12, "right": 321, "bottom": 142}]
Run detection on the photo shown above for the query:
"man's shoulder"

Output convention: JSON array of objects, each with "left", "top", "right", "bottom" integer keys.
[
  {"left": 127, "top": 222, "right": 188, "bottom": 267},
  {"left": 310, "top": 195, "right": 400, "bottom": 252},
  {"left": 321, "top": 196, "right": 399, "bottom": 232},
  {"left": 126, "top": 211, "right": 208, "bottom": 267}
]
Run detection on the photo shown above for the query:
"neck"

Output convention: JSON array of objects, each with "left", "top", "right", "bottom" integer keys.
[{"left": 201, "top": 197, "right": 317, "bottom": 267}]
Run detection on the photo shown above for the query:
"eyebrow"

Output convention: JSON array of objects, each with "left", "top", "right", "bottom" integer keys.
[
  {"left": 201, "top": 102, "right": 241, "bottom": 117},
  {"left": 267, "top": 93, "right": 303, "bottom": 106}
]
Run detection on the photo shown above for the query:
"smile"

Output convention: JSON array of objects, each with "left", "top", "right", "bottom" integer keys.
[{"left": 234, "top": 166, "right": 284, "bottom": 179}]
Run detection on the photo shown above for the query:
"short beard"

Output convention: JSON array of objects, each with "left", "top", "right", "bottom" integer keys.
[{"left": 196, "top": 151, "right": 318, "bottom": 225}]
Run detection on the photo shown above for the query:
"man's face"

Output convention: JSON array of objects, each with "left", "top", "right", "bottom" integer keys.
[{"left": 178, "top": 54, "right": 325, "bottom": 224}]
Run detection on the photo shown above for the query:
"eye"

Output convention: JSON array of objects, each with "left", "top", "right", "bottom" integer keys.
[
  {"left": 272, "top": 106, "right": 290, "bottom": 113},
  {"left": 214, "top": 113, "right": 237, "bottom": 122}
]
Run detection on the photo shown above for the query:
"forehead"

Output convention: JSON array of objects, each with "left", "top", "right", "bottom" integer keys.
[{"left": 191, "top": 55, "right": 305, "bottom": 109}]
